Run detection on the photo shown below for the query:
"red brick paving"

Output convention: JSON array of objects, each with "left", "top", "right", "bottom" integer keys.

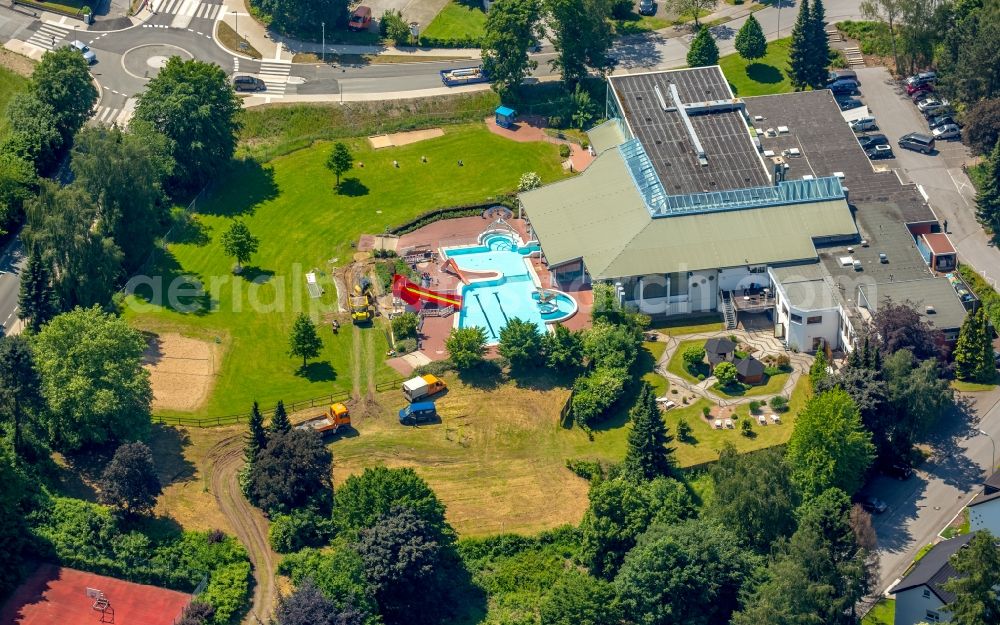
[
  {"left": 1, "top": 564, "right": 191, "bottom": 625},
  {"left": 484, "top": 115, "right": 595, "bottom": 172}
]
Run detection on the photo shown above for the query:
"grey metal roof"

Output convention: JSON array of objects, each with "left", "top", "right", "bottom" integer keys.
[
  {"left": 859, "top": 278, "right": 969, "bottom": 331},
  {"left": 736, "top": 356, "right": 764, "bottom": 376},
  {"left": 894, "top": 534, "right": 974, "bottom": 603},
  {"left": 985, "top": 469, "right": 1000, "bottom": 493},
  {"left": 705, "top": 337, "right": 736, "bottom": 355},
  {"left": 608, "top": 67, "right": 771, "bottom": 195},
  {"left": 587, "top": 119, "right": 627, "bottom": 154},
  {"left": 968, "top": 489, "right": 1000, "bottom": 507}
]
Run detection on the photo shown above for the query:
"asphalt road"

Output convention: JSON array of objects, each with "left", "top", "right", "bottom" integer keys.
[{"left": 0, "top": 236, "right": 26, "bottom": 336}]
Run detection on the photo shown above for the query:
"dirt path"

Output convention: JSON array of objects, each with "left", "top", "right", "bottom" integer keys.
[
  {"left": 364, "top": 326, "right": 377, "bottom": 399},
  {"left": 207, "top": 435, "right": 278, "bottom": 624},
  {"left": 351, "top": 325, "right": 363, "bottom": 400}
]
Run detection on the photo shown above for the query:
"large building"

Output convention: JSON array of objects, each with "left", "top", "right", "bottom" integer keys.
[{"left": 520, "top": 66, "right": 972, "bottom": 351}]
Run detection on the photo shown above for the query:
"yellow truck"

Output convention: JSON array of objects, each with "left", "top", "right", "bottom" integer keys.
[
  {"left": 350, "top": 277, "right": 376, "bottom": 324},
  {"left": 294, "top": 403, "right": 352, "bottom": 436},
  {"left": 402, "top": 374, "right": 447, "bottom": 402}
]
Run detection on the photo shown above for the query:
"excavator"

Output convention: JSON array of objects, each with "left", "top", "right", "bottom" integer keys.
[{"left": 350, "top": 277, "right": 376, "bottom": 324}]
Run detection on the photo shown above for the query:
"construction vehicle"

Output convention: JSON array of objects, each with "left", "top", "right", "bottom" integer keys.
[
  {"left": 295, "top": 403, "right": 352, "bottom": 436},
  {"left": 402, "top": 374, "right": 447, "bottom": 402},
  {"left": 350, "top": 276, "right": 376, "bottom": 324}
]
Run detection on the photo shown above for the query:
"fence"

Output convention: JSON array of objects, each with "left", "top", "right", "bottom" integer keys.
[{"left": 153, "top": 376, "right": 406, "bottom": 427}]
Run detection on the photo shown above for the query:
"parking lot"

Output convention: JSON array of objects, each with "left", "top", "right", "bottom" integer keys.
[{"left": 849, "top": 67, "right": 996, "bottom": 272}]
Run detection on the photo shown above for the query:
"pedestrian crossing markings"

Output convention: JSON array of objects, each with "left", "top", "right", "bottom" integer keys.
[
  {"left": 26, "top": 23, "right": 71, "bottom": 51},
  {"left": 154, "top": 0, "right": 221, "bottom": 19}
]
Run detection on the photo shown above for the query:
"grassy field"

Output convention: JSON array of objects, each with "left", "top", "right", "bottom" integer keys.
[
  {"left": 712, "top": 372, "right": 790, "bottom": 398},
  {"left": 719, "top": 37, "right": 793, "bottom": 96},
  {"left": 648, "top": 314, "right": 724, "bottom": 335},
  {"left": 861, "top": 598, "right": 895, "bottom": 625},
  {"left": 613, "top": 13, "right": 673, "bottom": 34},
  {"left": 951, "top": 378, "right": 999, "bottom": 392},
  {"left": 0, "top": 66, "right": 29, "bottom": 140},
  {"left": 125, "top": 124, "right": 569, "bottom": 416},
  {"left": 421, "top": 0, "right": 486, "bottom": 43},
  {"left": 666, "top": 339, "right": 710, "bottom": 383},
  {"left": 640, "top": 341, "right": 669, "bottom": 396}
]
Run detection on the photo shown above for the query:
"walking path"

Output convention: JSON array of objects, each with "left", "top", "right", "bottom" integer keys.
[{"left": 652, "top": 328, "right": 812, "bottom": 407}]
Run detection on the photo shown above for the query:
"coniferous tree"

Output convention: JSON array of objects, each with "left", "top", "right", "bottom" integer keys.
[
  {"left": 809, "top": 0, "right": 830, "bottom": 88},
  {"left": 788, "top": 0, "right": 813, "bottom": 91},
  {"left": 288, "top": 313, "right": 323, "bottom": 369},
  {"left": 623, "top": 382, "right": 674, "bottom": 480},
  {"left": 270, "top": 400, "right": 291, "bottom": 434},
  {"left": 809, "top": 349, "right": 829, "bottom": 387},
  {"left": 942, "top": 530, "right": 1000, "bottom": 625},
  {"left": 245, "top": 401, "right": 267, "bottom": 466},
  {"left": 687, "top": 27, "right": 720, "bottom": 67},
  {"left": 17, "top": 249, "right": 59, "bottom": 333},
  {"left": 735, "top": 15, "right": 767, "bottom": 62},
  {"left": 954, "top": 308, "right": 994, "bottom": 382},
  {"left": 976, "top": 141, "right": 1000, "bottom": 242}
]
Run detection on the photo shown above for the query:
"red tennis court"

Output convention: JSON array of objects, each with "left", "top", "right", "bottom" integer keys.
[{"left": 0, "top": 564, "right": 191, "bottom": 625}]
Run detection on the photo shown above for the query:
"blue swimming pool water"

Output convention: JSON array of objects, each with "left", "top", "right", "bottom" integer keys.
[{"left": 443, "top": 234, "right": 574, "bottom": 343}]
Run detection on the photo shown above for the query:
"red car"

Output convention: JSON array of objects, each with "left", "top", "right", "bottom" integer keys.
[
  {"left": 348, "top": 5, "right": 371, "bottom": 31},
  {"left": 907, "top": 82, "right": 933, "bottom": 96}
]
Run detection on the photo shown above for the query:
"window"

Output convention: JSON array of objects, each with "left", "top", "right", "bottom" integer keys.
[
  {"left": 790, "top": 313, "right": 803, "bottom": 324},
  {"left": 926, "top": 610, "right": 940, "bottom": 622},
  {"left": 923, "top": 589, "right": 931, "bottom": 599},
  {"left": 807, "top": 315, "right": 823, "bottom": 324}
]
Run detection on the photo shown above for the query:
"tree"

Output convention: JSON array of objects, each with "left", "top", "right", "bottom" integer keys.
[
  {"left": 275, "top": 577, "right": 367, "bottom": 625},
  {"left": 942, "top": 530, "right": 1000, "bottom": 625},
  {"left": 571, "top": 365, "right": 628, "bottom": 426},
  {"left": 666, "top": 0, "right": 714, "bottom": 26},
  {"left": 544, "top": 323, "right": 583, "bottom": 369},
  {"left": 482, "top": 0, "right": 541, "bottom": 98},
  {"left": 860, "top": 0, "right": 901, "bottom": 72},
  {"left": 873, "top": 299, "right": 944, "bottom": 360},
  {"left": 32, "top": 306, "right": 152, "bottom": 450},
  {"left": 0, "top": 152, "right": 35, "bottom": 235},
  {"left": 333, "top": 466, "right": 448, "bottom": 534},
  {"left": 131, "top": 57, "right": 241, "bottom": 191},
  {"left": 2, "top": 92, "right": 64, "bottom": 173},
  {"left": 288, "top": 313, "right": 323, "bottom": 368},
  {"left": 245, "top": 401, "right": 267, "bottom": 466},
  {"left": 615, "top": 519, "right": 760, "bottom": 625},
  {"left": 955, "top": 307, "right": 995, "bottom": 382},
  {"left": 176, "top": 602, "right": 215, "bottom": 625},
  {"left": 391, "top": 312, "right": 419, "bottom": 339},
  {"left": 247, "top": 428, "right": 332, "bottom": 514},
  {"left": 220, "top": 220, "right": 260, "bottom": 273},
  {"left": 709, "top": 444, "right": 799, "bottom": 553},
  {"left": 546, "top": 0, "right": 615, "bottom": 89},
  {"left": 249, "top": 0, "right": 347, "bottom": 36},
  {"left": 786, "top": 389, "right": 874, "bottom": 498},
  {"left": 540, "top": 570, "right": 620, "bottom": 625},
  {"left": 17, "top": 249, "right": 59, "bottom": 333},
  {"left": 788, "top": 0, "right": 814, "bottom": 90},
  {"left": 30, "top": 47, "right": 98, "bottom": 142},
  {"left": 498, "top": 317, "right": 544, "bottom": 370},
  {"left": 71, "top": 125, "right": 173, "bottom": 271},
  {"left": 583, "top": 320, "right": 640, "bottom": 369},
  {"left": 735, "top": 15, "right": 767, "bottom": 61},
  {"left": 325, "top": 142, "right": 353, "bottom": 188},
  {"left": 882, "top": 350, "right": 952, "bottom": 457},
  {"left": 445, "top": 326, "right": 487, "bottom": 370},
  {"left": 682, "top": 345, "right": 705, "bottom": 369},
  {"left": 935, "top": 0, "right": 999, "bottom": 104},
  {"left": 714, "top": 361, "right": 738, "bottom": 386},
  {"left": 270, "top": 400, "right": 291, "bottom": 434},
  {"left": 809, "top": 0, "right": 831, "bottom": 88},
  {"left": 356, "top": 506, "right": 444, "bottom": 625},
  {"left": 580, "top": 475, "right": 695, "bottom": 579},
  {"left": 0, "top": 449, "right": 32, "bottom": 597},
  {"left": 976, "top": 141, "right": 1000, "bottom": 243},
  {"left": 810, "top": 349, "right": 829, "bottom": 386},
  {"left": 0, "top": 336, "right": 45, "bottom": 457},
  {"left": 623, "top": 382, "right": 674, "bottom": 480},
  {"left": 676, "top": 417, "right": 692, "bottom": 442},
  {"left": 687, "top": 27, "right": 720, "bottom": 67},
  {"left": 98, "top": 441, "right": 162, "bottom": 516},
  {"left": 962, "top": 98, "right": 1000, "bottom": 156},
  {"left": 379, "top": 10, "right": 411, "bottom": 45}
]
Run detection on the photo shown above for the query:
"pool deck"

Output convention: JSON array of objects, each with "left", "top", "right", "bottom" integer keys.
[{"left": 385, "top": 215, "right": 593, "bottom": 373}]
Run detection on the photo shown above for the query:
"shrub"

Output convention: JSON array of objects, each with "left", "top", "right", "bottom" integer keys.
[
  {"left": 391, "top": 312, "right": 419, "bottom": 340},
  {"left": 770, "top": 395, "right": 788, "bottom": 412},
  {"left": 445, "top": 326, "right": 488, "bottom": 370},
  {"left": 268, "top": 509, "right": 335, "bottom": 553},
  {"left": 572, "top": 366, "right": 628, "bottom": 427},
  {"left": 748, "top": 400, "right": 761, "bottom": 414},
  {"left": 559, "top": 144, "right": 571, "bottom": 159},
  {"left": 697, "top": 373, "right": 706, "bottom": 381},
  {"left": 200, "top": 562, "right": 251, "bottom": 624},
  {"left": 395, "top": 338, "right": 418, "bottom": 354},
  {"left": 414, "top": 359, "right": 453, "bottom": 377},
  {"left": 677, "top": 418, "right": 692, "bottom": 442},
  {"left": 519, "top": 171, "right": 542, "bottom": 191},
  {"left": 702, "top": 406, "right": 710, "bottom": 417},
  {"left": 741, "top": 419, "right": 753, "bottom": 437},
  {"left": 565, "top": 458, "right": 609, "bottom": 482},
  {"left": 714, "top": 361, "right": 738, "bottom": 387},
  {"left": 682, "top": 346, "right": 706, "bottom": 369},
  {"left": 380, "top": 9, "right": 411, "bottom": 45}
]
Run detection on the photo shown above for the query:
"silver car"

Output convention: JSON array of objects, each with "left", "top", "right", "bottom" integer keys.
[
  {"left": 70, "top": 40, "right": 96, "bottom": 64},
  {"left": 932, "top": 123, "right": 961, "bottom": 140}
]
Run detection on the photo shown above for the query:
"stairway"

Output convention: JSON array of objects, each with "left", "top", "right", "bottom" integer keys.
[
  {"left": 720, "top": 292, "right": 737, "bottom": 330},
  {"left": 843, "top": 46, "right": 866, "bottom": 68}
]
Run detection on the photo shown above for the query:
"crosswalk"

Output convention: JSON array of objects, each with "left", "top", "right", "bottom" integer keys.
[
  {"left": 153, "top": 0, "right": 222, "bottom": 28},
  {"left": 91, "top": 98, "right": 137, "bottom": 127},
  {"left": 258, "top": 61, "right": 291, "bottom": 97},
  {"left": 25, "top": 22, "right": 71, "bottom": 51}
]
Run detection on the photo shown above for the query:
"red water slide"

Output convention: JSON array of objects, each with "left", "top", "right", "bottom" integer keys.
[{"left": 392, "top": 274, "right": 463, "bottom": 308}]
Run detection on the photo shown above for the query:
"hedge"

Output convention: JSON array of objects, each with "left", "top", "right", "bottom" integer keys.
[
  {"left": 388, "top": 197, "right": 516, "bottom": 235},
  {"left": 417, "top": 35, "right": 483, "bottom": 49}
]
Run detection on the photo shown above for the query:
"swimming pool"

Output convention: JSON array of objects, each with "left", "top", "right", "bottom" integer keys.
[{"left": 442, "top": 233, "right": 576, "bottom": 344}]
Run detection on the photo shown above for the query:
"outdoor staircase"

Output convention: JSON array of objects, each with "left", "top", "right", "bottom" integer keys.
[
  {"left": 843, "top": 46, "right": 866, "bottom": 68},
  {"left": 720, "top": 292, "right": 737, "bottom": 330}
]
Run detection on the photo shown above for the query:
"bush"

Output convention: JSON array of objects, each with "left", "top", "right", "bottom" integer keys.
[
  {"left": 741, "top": 418, "right": 753, "bottom": 437},
  {"left": 391, "top": 312, "right": 419, "bottom": 340},
  {"left": 394, "top": 337, "right": 418, "bottom": 354},
  {"left": 702, "top": 406, "right": 710, "bottom": 417},
  {"left": 414, "top": 359, "right": 453, "bottom": 377},
  {"left": 770, "top": 395, "right": 788, "bottom": 412},
  {"left": 748, "top": 400, "right": 761, "bottom": 414},
  {"left": 519, "top": 171, "right": 542, "bottom": 191},
  {"left": 682, "top": 346, "right": 706, "bottom": 369},
  {"left": 834, "top": 20, "right": 894, "bottom": 56},
  {"left": 565, "top": 458, "right": 609, "bottom": 482},
  {"left": 380, "top": 9, "right": 411, "bottom": 45},
  {"left": 199, "top": 562, "right": 251, "bottom": 624},
  {"left": 268, "top": 508, "right": 335, "bottom": 553},
  {"left": 572, "top": 366, "right": 628, "bottom": 427},
  {"left": 559, "top": 144, "right": 571, "bottom": 159},
  {"left": 697, "top": 373, "right": 706, "bottom": 381},
  {"left": 677, "top": 418, "right": 692, "bottom": 442}
]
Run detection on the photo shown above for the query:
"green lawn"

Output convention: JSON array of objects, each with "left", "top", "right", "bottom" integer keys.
[
  {"left": 861, "top": 598, "right": 895, "bottom": 625},
  {"left": 648, "top": 313, "right": 724, "bottom": 336},
  {"left": 712, "top": 372, "right": 790, "bottom": 398},
  {"left": 666, "top": 339, "right": 710, "bottom": 383},
  {"left": 0, "top": 67, "right": 28, "bottom": 141},
  {"left": 421, "top": 0, "right": 486, "bottom": 43},
  {"left": 951, "top": 374, "right": 999, "bottom": 392},
  {"left": 17, "top": 0, "right": 92, "bottom": 14},
  {"left": 125, "top": 124, "right": 568, "bottom": 416},
  {"left": 640, "top": 341, "right": 669, "bottom": 396},
  {"left": 719, "top": 37, "right": 794, "bottom": 96},
  {"left": 613, "top": 13, "right": 673, "bottom": 34}
]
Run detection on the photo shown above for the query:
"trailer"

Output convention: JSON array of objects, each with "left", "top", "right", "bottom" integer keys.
[
  {"left": 402, "top": 374, "right": 447, "bottom": 402},
  {"left": 295, "top": 403, "right": 352, "bottom": 436},
  {"left": 440, "top": 66, "right": 490, "bottom": 87}
]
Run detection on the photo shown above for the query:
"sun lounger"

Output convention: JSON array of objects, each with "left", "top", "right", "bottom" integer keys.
[
  {"left": 725, "top": 418, "right": 734, "bottom": 429},
  {"left": 714, "top": 419, "right": 723, "bottom": 429}
]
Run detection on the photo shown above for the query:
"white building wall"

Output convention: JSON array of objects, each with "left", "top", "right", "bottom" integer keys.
[
  {"left": 784, "top": 307, "right": 841, "bottom": 352},
  {"left": 718, "top": 266, "right": 769, "bottom": 292},
  {"left": 894, "top": 587, "right": 951, "bottom": 625},
  {"left": 968, "top": 499, "right": 1000, "bottom": 537},
  {"left": 689, "top": 270, "right": 717, "bottom": 312}
]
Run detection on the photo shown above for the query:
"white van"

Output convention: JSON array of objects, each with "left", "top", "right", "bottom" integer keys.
[{"left": 849, "top": 117, "right": 878, "bottom": 132}]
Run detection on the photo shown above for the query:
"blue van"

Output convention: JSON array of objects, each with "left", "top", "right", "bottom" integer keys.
[{"left": 399, "top": 401, "right": 437, "bottom": 425}]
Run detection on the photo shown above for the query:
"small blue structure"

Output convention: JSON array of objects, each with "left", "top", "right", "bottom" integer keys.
[{"left": 495, "top": 106, "right": 517, "bottom": 129}]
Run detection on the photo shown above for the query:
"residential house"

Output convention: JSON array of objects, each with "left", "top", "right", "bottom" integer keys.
[
  {"left": 968, "top": 469, "right": 1000, "bottom": 537},
  {"left": 892, "top": 534, "right": 974, "bottom": 625}
]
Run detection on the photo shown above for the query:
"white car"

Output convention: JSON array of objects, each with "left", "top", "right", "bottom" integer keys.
[
  {"left": 69, "top": 40, "right": 96, "bottom": 64},
  {"left": 932, "top": 123, "right": 961, "bottom": 140},
  {"left": 918, "top": 98, "right": 950, "bottom": 114}
]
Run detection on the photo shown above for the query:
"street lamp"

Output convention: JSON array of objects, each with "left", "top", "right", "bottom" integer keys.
[
  {"left": 233, "top": 9, "right": 238, "bottom": 41},
  {"left": 322, "top": 22, "right": 325, "bottom": 63},
  {"left": 978, "top": 429, "right": 997, "bottom": 474}
]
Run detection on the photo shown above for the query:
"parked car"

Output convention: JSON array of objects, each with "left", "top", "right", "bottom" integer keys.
[
  {"left": 828, "top": 79, "right": 860, "bottom": 95},
  {"left": 866, "top": 144, "right": 894, "bottom": 160},
  {"left": 837, "top": 96, "right": 864, "bottom": 111},
  {"left": 928, "top": 115, "right": 957, "bottom": 130},
  {"left": 850, "top": 117, "right": 878, "bottom": 132},
  {"left": 828, "top": 69, "right": 859, "bottom": 84},
  {"left": 923, "top": 103, "right": 952, "bottom": 118},
  {"left": 69, "top": 40, "right": 96, "bottom": 64},
  {"left": 858, "top": 133, "right": 889, "bottom": 150},
  {"left": 906, "top": 81, "right": 933, "bottom": 95},
  {"left": 233, "top": 75, "right": 265, "bottom": 92},
  {"left": 398, "top": 401, "right": 437, "bottom": 425},
  {"left": 638, "top": 0, "right": 656, "bottom": 15},
  {"left": 348, "top": 5, "right": 371, "bottom": 30},
  {"left": 906, "top": 71, "right": 937, "bottom": 86},
  {"left": 918, "top": 98, "right": 951, "bottom": 115},
  {"left": 884, "top": 463, "right": 914, "bottom": 480},
  {"left": 862, "top": 496, "right": 888, "bottom": 514},
  {"left": 898, "top": 132, "right": 936, "bottom": 154},
  {"left": 932, "top": 123, "right": 961, "bottom": 140},
  {"left": 910, "top": 87, "right": 934, "bottom": 102}
]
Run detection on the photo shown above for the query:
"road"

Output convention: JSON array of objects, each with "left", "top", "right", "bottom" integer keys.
[{"left": 0, "top": 236, "right": 26, "bottom": 336}]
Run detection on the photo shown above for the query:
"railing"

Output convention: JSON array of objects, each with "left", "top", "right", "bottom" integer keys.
[{"left": 419, "top": 306, "right": 454, "bottom": 318}]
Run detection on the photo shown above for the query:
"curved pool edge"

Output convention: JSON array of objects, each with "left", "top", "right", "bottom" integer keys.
[{"left": 536, "top": 289, "right": 579, "bottom": 326}]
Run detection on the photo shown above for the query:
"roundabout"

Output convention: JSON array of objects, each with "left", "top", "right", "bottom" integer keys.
[{"left": 121, "top": 43, "right": 194, "bottom": 81}]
